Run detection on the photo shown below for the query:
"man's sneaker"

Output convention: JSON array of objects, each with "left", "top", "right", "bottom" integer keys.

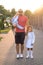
[
  {"left": 20, "top": 54, "right": 23, "bottom": 58},
  {"left": 16, "top": 54, "right": 20, "bottom": 59},
  {"left": 26, "top": 55, "right": 29, "bottom": 59}
]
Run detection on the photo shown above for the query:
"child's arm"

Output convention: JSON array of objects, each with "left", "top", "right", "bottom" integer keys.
[{"left": 11, "top": 12, "right": 19, "bottom": 25}]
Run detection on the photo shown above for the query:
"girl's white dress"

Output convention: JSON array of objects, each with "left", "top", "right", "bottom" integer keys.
[{"left": 26, "top": 32, "right": 35, "bottom": 48}]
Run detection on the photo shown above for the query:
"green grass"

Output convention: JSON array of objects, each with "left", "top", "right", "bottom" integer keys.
[
  {"left": 0, "top": 37, "right": 3, "bottom": 41},
  {"left": 0, "top": 28, "right": 11, "bottom": 33}
]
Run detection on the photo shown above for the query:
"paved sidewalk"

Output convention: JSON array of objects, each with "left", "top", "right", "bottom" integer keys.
[
  {"left": 0, "top": 29, "right": 43, "bottom": 65},
  {"left": 0, "top": 30, "right": 14, "bottom": 65}
]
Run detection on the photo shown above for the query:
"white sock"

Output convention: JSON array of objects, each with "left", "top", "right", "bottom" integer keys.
[
  {"left": 30, "top": 50, "right": 33, "bottom": 56},
  {"left": 27, "top": 50, "right": 30, "bottom": 56}
]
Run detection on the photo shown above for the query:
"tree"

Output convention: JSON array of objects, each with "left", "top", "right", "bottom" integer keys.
[
  {"left": 11, "top": 8, "right": 16, "bottom": 17},
  {"left": 0, "top": 5, "right": 4, "bottom": 14},
  {"left": 0, "top": 5, "right": 12, "bottom": 29},
  {"left": 24, "top": 10, "right": 32, "bottom": 25},
  {"left": 24, "top": 10, "right": 32, "bottom": 18},
  {"left": 0, "top": 5, "right": 11, "bottom": 17}
]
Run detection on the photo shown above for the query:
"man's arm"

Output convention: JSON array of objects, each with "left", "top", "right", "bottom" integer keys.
[{"left": 25, "top": 19, "right": 29, "bottom": 34}]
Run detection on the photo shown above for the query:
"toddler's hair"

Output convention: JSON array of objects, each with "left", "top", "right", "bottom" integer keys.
[{"left": 27, "top": 25, "right": 33, "bottom": 32}]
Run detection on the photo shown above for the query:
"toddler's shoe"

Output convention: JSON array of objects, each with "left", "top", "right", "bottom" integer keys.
[
  {"left": 26, "top": 55, "right": 29, "bottom": 59},
  {"left": 30, "top": 55, "right": 34, "bottom": 59}
]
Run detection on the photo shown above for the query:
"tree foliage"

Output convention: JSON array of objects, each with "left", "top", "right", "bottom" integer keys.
[
  {"left": 11, "top": 8, "right": 16, "bottom": 17},
  {"left": 0, "top": 5, "right": 11, "bottom": 17},
  {"left": 24, "top": 10, "right": 32, "bottom": 18}
]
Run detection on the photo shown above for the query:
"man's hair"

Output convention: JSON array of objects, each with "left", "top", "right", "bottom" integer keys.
[{"left": 18, "top": 9, "right": 23, "bottom": 13}]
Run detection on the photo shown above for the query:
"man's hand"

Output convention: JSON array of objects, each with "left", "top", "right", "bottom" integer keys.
[{"left": 13, "top": 24, "right": 16, "bottom": 28}]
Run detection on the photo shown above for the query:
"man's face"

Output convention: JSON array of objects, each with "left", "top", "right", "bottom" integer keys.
[{"left": 18, "top": 10, "right": 23, "bottom": 16}]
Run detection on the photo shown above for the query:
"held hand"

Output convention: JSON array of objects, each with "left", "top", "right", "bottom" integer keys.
[
  {"left": 31, "top": 44, "right": 33, "bottom": 46},
  {"left": 25, "top": 32, "right": 27, "bottom": 36},
  {"left": 25, "top": 29, "right": 28, "bottom": 35},
  {"left": 13, "top": 24, "right": 16, "bottom": 27}
]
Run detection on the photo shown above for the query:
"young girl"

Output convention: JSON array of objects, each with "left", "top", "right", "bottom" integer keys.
[{"left": 26, "top": 25, "right": 35, "bottom": 58}]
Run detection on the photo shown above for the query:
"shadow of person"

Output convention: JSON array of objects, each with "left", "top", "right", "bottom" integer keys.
[
  {"left": 3, "top": 42, "right": 26, "bottom": 65},
  {"left": 3, "top": 43, "right": 16, "bottom": 65}
]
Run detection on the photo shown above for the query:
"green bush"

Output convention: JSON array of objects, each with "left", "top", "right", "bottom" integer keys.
[
  {"left": 0, "top": 28, "right": 10, "bottom": 33},
  {"left": 0, "top": 20, "right": 4, "bottom": 30},
  {"left": 0, "top": 37, "right": 3, "bottom": 41}
]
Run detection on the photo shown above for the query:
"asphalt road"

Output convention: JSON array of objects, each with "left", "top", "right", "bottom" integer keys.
[{"left": 0, "top": 29, "right": 43, "bottom": 65}]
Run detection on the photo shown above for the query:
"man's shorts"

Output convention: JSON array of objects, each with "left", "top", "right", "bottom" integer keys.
[{"left": 15, "top": 32, "right": 25, "bottom": 44}]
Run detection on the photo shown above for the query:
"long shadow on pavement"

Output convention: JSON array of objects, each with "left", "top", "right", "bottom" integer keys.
[{"left": 3, "top": 42, "right": 43, "bottom": 65}]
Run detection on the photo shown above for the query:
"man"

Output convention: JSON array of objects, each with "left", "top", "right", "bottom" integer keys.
[{"left": 14, "top": 9, "right": 28, "bottom": 59}]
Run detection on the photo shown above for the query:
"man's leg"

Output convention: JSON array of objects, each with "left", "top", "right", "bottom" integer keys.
[
  {"left": 21, "top": 44, "right": 24, "bottom": 54},
  {"left": 20, "top": 44, "right": 24, "bottom": 58},
  {"left": 15, "top": 32, "right": 20, "bottom": 58},
  {"left": 16, "top": 44, "right": 19, "bottom": 54},
  {"left": 16, "top": 44, "right": 19, "bottom": 58},
  {"left": 20, "top": 32, "right": 25, "bottom": 58}
]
